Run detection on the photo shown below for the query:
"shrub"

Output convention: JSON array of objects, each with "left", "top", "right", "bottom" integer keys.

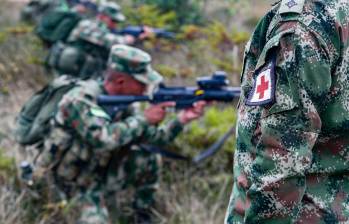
[
  {"left": 0, "top": 27, "right": 48, "bottom": 92},
  {"left": 122, "top": 4, "right": 177, "bottom": 29},
  {"left": 175, "top": 106, "right": 237, "bottom": 155},
  {"left": 154, "top": 64, "right": 177, "bottom": 78},
  {"left": 0, "top": 148, "right": 16, "bottom": 183},
  {"left": 132, "top": 0, "right": 205, "bottom": 26}
]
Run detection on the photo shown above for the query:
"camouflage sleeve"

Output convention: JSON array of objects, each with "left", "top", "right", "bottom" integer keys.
[
  {"left": 244, "top": 24, "right": 332, "bottom": 222},
  {"left": 69, "top": 20, "right": 128, "bottom": 48},
  {"left": 79, "top": 32, "right": 128, "bottom": 49},
  {"left": 55, "top": 89, "right": 149, "bottom": 150},
  {"left": 142, "top": 118, "right": 184, "bottom": 145}
]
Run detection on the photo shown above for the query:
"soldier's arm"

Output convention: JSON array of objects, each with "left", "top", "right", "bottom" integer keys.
[
  {"left": 140, "top": 100, "right": 207, "bottom": 144},
  {"left": 93, "top": 32, "right": 129, "bottom": 48},
  {"left": 244, "top": 24, "right": 332, "bottom": 222},
  {"left": 71, "top": 20, "right": 128, "bottom": 48},
  {"left": 142, "top": 118, "right": 184, "bottom": 145},
  {"left": 55, "top": 91, "right": 149, "bottom": 150}
]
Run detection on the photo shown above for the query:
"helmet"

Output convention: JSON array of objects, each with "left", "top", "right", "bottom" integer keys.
[
  {"left": 108, "top": 44, "right": 163, "bottom": 86},
  {"left": 98, "top": 1, "right": 125, "bottom": 22}
]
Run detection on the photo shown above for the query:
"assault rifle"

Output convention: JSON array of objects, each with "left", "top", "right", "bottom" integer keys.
[
  {"left": 112, "top": 26, "right": 175, "bottom": 39},
  {"left": 97, "top": 71, "right": 240, "bottom": 117},
  {"left": 97, "top": 71, "right": 240, "bottom": 164},
  {"left": 97, "top": 71, "right": 240, "bottom": 163}
]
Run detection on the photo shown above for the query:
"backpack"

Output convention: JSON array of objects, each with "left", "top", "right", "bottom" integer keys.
[
  {"left": 35, "top": 9, "right": 82, "bottom": 45},
  {"left": 14, "top": 76, "right": 78, "bottom": 145},
  {"left": 46, "top": 42, "right": 106, "bottom": 79}
]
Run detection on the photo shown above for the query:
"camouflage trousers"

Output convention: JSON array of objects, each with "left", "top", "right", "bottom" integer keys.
[{"left": 46, "top": 149, "right": 160, "bottom": 224}]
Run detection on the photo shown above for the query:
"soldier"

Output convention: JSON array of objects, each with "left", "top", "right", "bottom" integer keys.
[
  {"left": 66, "top": 1, "right": 138, "bottom": 47},
  {"left": 69, "top": 0, "right": 106, "bottom": 18},
  {"left": 21, "top": 0, "right": 102, "bottom": 24},
  {"left": 46, "top": 1, "right": 150, "bottom": 79},
  {"left": 225, "top": 0, "right": 349, "bottom": 223},
  {"left": 36, "top": 44, "right": 206, "bottom": 223}
]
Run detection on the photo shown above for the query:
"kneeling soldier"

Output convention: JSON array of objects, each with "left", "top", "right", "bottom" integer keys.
[{"left": 37, "top": 45, "right": 206, "bottom": 223}]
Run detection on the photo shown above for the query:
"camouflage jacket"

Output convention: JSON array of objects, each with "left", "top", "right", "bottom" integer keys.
[
  {"left": 67, "top": 18, "right": 128, "bottom": 49},
  {"left": 40, "top": 80, "right": 183, "bottom": 191},
  {"left": 226, "top": 0, "right": 349, "bottom": 223}
]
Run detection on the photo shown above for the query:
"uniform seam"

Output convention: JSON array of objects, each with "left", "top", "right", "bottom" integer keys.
[{"left": 296, "top": 22, "right": 333, "bottom": 65}]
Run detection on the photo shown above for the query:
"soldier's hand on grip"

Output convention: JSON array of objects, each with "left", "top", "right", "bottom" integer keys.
[
  {"left": 178, "top": 100, "right": 206, "bottom": 124},
  {"left": 144, "top": 101, "right": 175, "bottom": 125}
]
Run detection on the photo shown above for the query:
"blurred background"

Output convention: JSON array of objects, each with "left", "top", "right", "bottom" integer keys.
[{"left": 0, "top": 0, "right": 274, "bottom": 223}]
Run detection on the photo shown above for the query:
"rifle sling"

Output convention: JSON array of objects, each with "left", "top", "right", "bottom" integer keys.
[
  {"left": 139, "top": 144, "right": 189, "bottom": 161},
  {"left": 139, "top": 126, "right": 235, "bottom": 163}
]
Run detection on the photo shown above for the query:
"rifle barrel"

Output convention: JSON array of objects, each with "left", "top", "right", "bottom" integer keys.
[{"left": 97, "top": 95, "right": 150, "bottom": 105}]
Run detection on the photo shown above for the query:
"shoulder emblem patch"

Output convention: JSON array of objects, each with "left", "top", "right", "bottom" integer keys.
[
  {"left": 279, "top": 0, "right": 305, "bottom": 14},
  {"left": 246, "top": 57, "right": 276, "bottom": 106}
]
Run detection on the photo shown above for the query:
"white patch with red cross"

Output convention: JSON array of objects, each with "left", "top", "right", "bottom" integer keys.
[{"left": 246, "top": 60, "right": 276, "bottom": 106}]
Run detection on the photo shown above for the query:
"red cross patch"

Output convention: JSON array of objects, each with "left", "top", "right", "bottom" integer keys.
[{"left": 246, "top": 59, "right": 276, "bottom": 106}]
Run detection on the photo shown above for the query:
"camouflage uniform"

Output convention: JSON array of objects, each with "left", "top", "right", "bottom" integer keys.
[
  {"left": 67, "top": 18, "right": 128, "bottom": 49},
  {"left": 225, "top": 0, "right": 349, "bottom": 223},
  {"left": 48, "top": 2, "right": 128, "bottom": 79},
  {"left": 67, "top": 2, "right": 127, "bottom": 46},
  {"left": 37, "top": 45, "right": 181, "bottom": 223}
]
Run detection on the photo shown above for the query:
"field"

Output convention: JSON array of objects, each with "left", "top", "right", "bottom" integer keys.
[{"left": 0, "top": 0, "right": 273, "bottom": 223}]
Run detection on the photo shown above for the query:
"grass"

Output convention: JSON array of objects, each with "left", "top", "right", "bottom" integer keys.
[{"left": 156, "top": 163, "right": 232, "bottom": 224}]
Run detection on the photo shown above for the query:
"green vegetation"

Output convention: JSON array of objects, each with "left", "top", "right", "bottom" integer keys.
[
  {"left": 0, "top": 26, "right": 48, "bottom": 91},
  {"left": 123, "top": 4, "right": 177, "bottom": 29},
  {"left": 154, "top": 64, "right": 177, "bottom": 78},
  {"left": 0, "top": 148, "right": 16, "bottom": 181},
  {"left": 131, "top": 0, "right": 205, "bottom": 26},
  {"left": 176, "top": 106, "right": 237, "bottom": 155}
]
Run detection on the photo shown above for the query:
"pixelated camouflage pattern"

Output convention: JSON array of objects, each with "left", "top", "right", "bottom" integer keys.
[
  {"left": 77, "top": 147, "right": 160, "bottom": 224},
  {"left": 37, "top": 79, "right": 183, "bottom": 223},
  {"left": 98, "top": 1, "right": 125, "bottom": 22},
  {"left": 226, "top": 0, "right": 349, "bottom": 223},
  {"left": 109, "top": 44, "right": 151, "bottom": 74},
  {"left": 108, "top": 45, "right": 163, "bottom": 85},
  {"left": 68, "top": 18, "right": 128, "bottom": 48}
]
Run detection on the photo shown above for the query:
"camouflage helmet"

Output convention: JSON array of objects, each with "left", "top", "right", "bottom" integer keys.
[
  {"left": 98, "top": 1, "right": 125, "bottom": 22},
  {"left": 108, "top": 45, "right": 163, "bottom": 86}
]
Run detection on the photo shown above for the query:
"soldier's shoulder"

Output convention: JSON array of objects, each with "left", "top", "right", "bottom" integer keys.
[
  {"left": 273, "top": 0, "right": 306, "bottom": 15},
  {"left": 79, "top": 79, "right": 103, "bottom": 97},
  {"left": 62, "top": 79, "right": 102, "bottom": 103},
  {"left": 267, "top": 0, "right": 336, "bottom": 37},
  {"left": 275, "top": 0, "right": 335, "bottom": 23},
  {"left": 75, "top": 18, "right": 98, "bottom": 30},
  {"left": 271, "top": 0, "right": 331, "bottom": 20},
  {"left": 79, "top": 18, "right": 96, "bottom": 25}
]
